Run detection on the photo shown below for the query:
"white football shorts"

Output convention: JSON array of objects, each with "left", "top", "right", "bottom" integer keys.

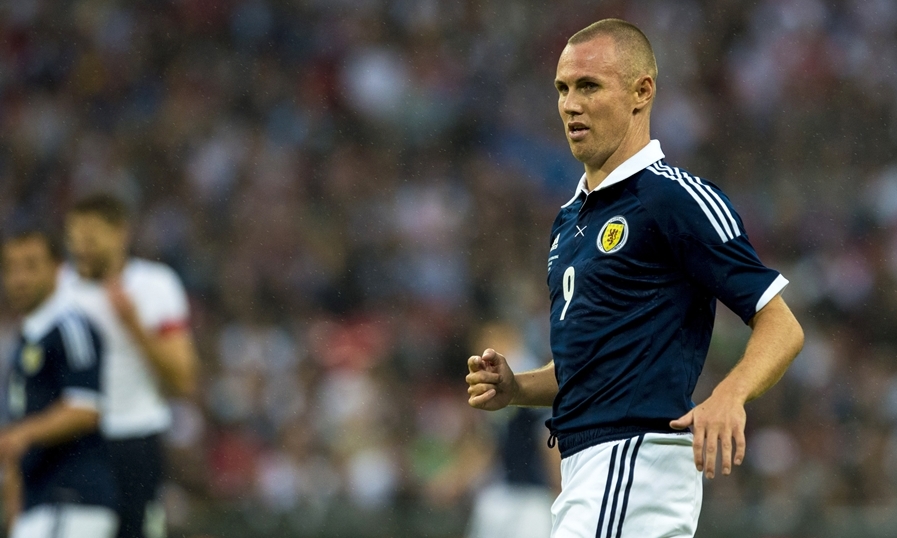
[
  {"left": 11, "top": 504, "right": 118, "bottom": 538},
  {"left": 551, "top": 432, "right": 702, "bottom": 538}
]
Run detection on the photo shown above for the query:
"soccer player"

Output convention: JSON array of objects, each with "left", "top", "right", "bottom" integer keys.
[
  {"left": 465, "top": 19, "right": 804, "bottom": 537},
  {"left": 61, "top": 195, "right": 198, "bottom": 538},
  {"left": 1, "top": 229, "right": 117, "bottom": 538}
]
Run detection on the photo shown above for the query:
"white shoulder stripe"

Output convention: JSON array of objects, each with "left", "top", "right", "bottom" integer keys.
[
  {"left": 692, "top": 174, "right": 741, "bottom": 237},
  {"left": 662, "top": 164, "right": 739, "bottom": 240},
  {"left": 647, "top": 164, "right": 730, "bottom": 243},
  {"left": 59, "top": 314, "right": 96, "bottom": 371},
  {"left": 72, "top": 316, "right": 96, "bottom": 369},
  {"left": 59, "top": 316, "right": 86, "bottom": 369}
]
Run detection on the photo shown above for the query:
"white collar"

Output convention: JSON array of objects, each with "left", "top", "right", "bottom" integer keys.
[
  {"left": 561, "top": 140, "right": 665, "bottom": 207},
  {"left": 22, "top": 288, "right": 68, "bottom": 342}
]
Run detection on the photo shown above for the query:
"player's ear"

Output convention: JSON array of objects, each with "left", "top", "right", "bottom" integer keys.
[{"left": 633, "top": 75, "right": 654, "bottom": 110}]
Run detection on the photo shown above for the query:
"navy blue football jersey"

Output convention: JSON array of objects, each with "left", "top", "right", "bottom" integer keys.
[
  {"left": 545, "top": 141, "right": 787, "bottom": 457},
  {"left": 8, "top": 292, "right": 117, "bottom": 509}
]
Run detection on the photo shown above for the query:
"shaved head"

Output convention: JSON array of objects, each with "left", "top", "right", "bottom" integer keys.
[
  {"left": 555, "top": 18, "right": 657, "bottom": 186},
  {"left": 568, "top": 19, "right": 657, "bottom": 85}
]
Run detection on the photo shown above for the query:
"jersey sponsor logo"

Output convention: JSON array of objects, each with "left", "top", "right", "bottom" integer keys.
[
  {"left": 598, "top": 216, "right": 628, "bottom": 253},
  {"left": 551, "top": 234, "right": 559, "bottom": 252},
  {"left": 21, "top": 343, "right": 44, "bottom": 375}
]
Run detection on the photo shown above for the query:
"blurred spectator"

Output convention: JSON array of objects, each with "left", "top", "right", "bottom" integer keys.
[{"left": 464, "top": 322, "right": 560, "bottom": 538}]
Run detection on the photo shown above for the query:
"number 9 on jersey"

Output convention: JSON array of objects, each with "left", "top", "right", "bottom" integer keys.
[{"left": 560, "top": 266, "right": 575, "bottom": 320}]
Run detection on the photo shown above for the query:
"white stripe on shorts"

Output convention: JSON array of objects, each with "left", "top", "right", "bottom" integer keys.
[{"left": 551, "top": 432, "right": 703, "bottom": 538}]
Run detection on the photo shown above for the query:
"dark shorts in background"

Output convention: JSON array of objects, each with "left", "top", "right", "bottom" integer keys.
[{"left": 108, "top": 433, "right": 166, "bottom": 538}]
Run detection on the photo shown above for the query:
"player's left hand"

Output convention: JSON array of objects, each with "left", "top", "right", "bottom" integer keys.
[
  {"left": 670, "top": 392, "right": 746, "bottom": 479},
  {"left": 0, "top": 429, "right": 30, "bottom": 463}
]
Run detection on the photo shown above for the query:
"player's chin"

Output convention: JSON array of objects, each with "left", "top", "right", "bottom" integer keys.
[
  {"left": 567, "top": 143, "right": 594, "bottom": 163},
  {"left": 79, "top": 261, "right": 106, "bottom": 280}
]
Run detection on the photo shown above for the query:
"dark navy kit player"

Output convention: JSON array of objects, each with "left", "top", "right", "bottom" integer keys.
[
  {"left": 0, "top": 229, "right": 118, "bottom": 538},
  {"left": 465, "top": 19, "right": 804, "bottom": 537}
]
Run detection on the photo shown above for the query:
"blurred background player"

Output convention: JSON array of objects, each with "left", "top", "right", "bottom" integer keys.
[
  {"left": 464, "top": 322, "right": 560, "bottom": 538},
  {"left": 0, "top": 228, "right": 117, "bottom": 538},
  {"left": 61, "top": 194, "right": 199, "bottom": 538}
]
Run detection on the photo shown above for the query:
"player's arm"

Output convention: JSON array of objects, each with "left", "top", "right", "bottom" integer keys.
[
  {"left": 0, "top": 400, "right": 99, "bottom": 462},
  {"left": 125, "top": 326, "right": 198, "bottom": 398},
  {"left": 466, "top": 349, "right": 557, "bottom": 410},
  {"left": 107, "top": 282, "right": 198, "bottom": 397},
  {"left": 2, "top": 458, "right": 22, "bottom": 530},
  {"left": 717, "top": 295, "right": 803, "bottom": 402},
  {"left": 671, "top": 294, "right": 803, "bottom": 478}
]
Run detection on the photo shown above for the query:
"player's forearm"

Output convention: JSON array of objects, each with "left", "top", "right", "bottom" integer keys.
[
  {"left": 511, "top": 361, "right": 558, "bottom": 407},
  {"left": 130, "top": 327, "right": 198, "bottom": 397},
  {"left": 2, "top": 460, "right": 21, "bottom": 529},
  {"left": 713, "top": 295, "right": 804, "bottom": 404},
  {"left": 13, "top": 402, "right": 98, "bottom": 449}
]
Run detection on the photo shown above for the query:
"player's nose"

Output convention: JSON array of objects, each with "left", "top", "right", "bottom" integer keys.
[{"left": 561, "top": 93, "right": 583, "bottom": 115}]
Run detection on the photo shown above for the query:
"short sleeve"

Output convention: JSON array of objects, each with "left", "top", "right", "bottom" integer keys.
[
  {"left": 130, "top": 264, "right": 190, "bottom": 334},
  {"left": 644, "top": 164, "right": 787, "bottom": 323},
  {"left": 56, "top": 313, "right": 102, "bottom": 410}
]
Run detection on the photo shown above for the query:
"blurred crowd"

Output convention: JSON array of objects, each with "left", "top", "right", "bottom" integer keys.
[{"left": 1, "top": 0, "right": 897, "bottom": 536}]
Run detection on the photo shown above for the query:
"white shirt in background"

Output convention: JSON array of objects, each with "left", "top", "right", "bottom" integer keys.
[{"left": 59, "top": 258, "right": 190, "bottom": 439}]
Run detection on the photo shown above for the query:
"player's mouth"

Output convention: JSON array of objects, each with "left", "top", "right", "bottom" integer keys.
[{"left": 568, "top": 122, "right": 589, "bottom": 141}]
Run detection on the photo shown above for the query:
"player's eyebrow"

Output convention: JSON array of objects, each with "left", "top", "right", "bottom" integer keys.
[{"left": 555, "top": 76, "right": 601, "bottom": 91}]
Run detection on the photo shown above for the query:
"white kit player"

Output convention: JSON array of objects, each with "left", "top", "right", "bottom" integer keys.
[{"left": 61, "top": 194, "right": 198, "bottom": 538}]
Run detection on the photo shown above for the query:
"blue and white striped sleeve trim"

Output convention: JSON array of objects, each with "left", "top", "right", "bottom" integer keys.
[
  {"left": 58, "top": 313, "right": 97, "bottom": 371},
  {"left": 647, "top": 163, "right": 742, "bottom": 243}
]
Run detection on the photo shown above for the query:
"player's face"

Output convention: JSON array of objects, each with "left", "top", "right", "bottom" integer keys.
[
  {"left": 2, "top": 237, "right": 58, "bottom": 313},
  {"left": 555, "top": 37, "right": 637, "bottom": 168},
  {"left": 65, "top": 214, "right": 128, "bottom": 280}
]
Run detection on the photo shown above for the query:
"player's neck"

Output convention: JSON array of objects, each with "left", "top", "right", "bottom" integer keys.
[
  {"left": 23, "top": 283, "right": 57, "bottom": 318},
  {"left": 584, "top": 127, "right": 650, "bottom": 192},
  {"left": 106, "top": 255, "right": 127, "bottom": 278}
]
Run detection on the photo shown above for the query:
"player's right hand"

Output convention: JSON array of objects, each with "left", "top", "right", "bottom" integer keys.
[
  {"left": 466, "top": 348, "right": 517, "bottom": 411},
  {"left": 105, "top": 279, "right": 141, "bottom": 332}
]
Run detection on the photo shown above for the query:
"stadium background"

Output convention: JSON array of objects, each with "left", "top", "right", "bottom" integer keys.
[{"left": 1, "top": 0, "right": 897, "bottom": 537}]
